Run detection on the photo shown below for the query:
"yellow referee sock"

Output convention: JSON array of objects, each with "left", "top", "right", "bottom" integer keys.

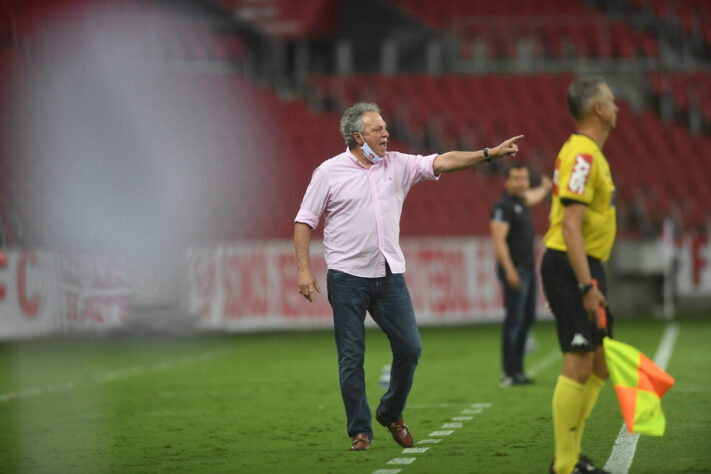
[
  {"left": 576, "top": 373, "right": 606, "bottom": 449},
  {"left": 553, "top": 375, "right": 584, "bottom": 474}
]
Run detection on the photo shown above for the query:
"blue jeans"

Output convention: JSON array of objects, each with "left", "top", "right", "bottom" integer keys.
[
  {"left": 497, "top": 265, "right": 537, "bottom": 376},
  {"left": 327, "top": 267, "right": 422, "bottom": 440}
]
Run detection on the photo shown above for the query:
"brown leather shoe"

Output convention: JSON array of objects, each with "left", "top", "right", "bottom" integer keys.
[
  {"left": 350, "top": 433, "right": 370, "bottom": 451},
  {"left": 376, "top": 413, "right": 414, "bottom": 448}
]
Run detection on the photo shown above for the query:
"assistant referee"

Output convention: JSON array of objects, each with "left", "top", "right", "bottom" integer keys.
[{"left": 541, "top": 76, "right": 618, "bottom": 474}]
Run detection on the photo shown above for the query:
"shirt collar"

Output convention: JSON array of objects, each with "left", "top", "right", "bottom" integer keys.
[
  {"left": 503, "top": 190, "right": 525, "bottom": 203},
  {"left": 346, "top": 147, "right": 365, "bottom": 168},
  {"left": 345, "top": 147, "right": 383, "bottom": 168},
  {"left": 573, "top": 133, "right": 602, "bottom": 153}
]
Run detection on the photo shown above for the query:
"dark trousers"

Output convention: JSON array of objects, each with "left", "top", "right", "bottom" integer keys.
[
  {"left": 326, "top": 267, "right": 422, "bottom": 441},
  {"left": 497, "top": 265, "right": 537, "bottom": 376}
]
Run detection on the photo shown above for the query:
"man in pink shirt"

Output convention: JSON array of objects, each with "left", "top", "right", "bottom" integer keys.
[{"left": 294, "top": 102, "right": 522, "bottom": 451}]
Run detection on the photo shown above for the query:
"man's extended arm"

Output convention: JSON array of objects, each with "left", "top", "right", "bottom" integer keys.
[
  {"left": 524, "top": 175, "right": 552, "bottom": 207},
  {"left": 561, "top": 203, "right": 606, "bottom": 326},
  {"left": 433, "top": 135, "right": 523, "bottom": 174},
  {"left": 294, "top": 222, "right": 320, "bottom": 302}
]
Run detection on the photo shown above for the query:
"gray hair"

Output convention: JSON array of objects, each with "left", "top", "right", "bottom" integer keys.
[
  {"left": 567, "top": 76, "right": 607, "bottom": 122},
  {"left": 340, "top": 102, "right": 381, "bottom": 148}
]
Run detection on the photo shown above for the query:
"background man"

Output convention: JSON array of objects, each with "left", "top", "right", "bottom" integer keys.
[
  {"left": 490, "top": 163, "right": 552, "bottom": 387},
  {"left": 540, "top": 76, "right": 618, "bottom": 474},
  {"left": 294, "top": 102, "right": 522, "bottom": 451}
]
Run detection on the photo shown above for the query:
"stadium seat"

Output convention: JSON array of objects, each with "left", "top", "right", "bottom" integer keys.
[{"left": 1, "top": 1, "right": 708, "bottom": 242}]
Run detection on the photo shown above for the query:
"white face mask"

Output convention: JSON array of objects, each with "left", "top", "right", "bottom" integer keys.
[{"left": 361, "top": 141, "right": 382, "bottom": 164}]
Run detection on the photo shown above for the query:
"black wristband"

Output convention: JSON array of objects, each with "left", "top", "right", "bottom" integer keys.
[
  {"left": 578, "top": 282, "right": 594, "bottom": 296},
  {"left": 484, "top": 147, "right": 490, "bottom": 162}
]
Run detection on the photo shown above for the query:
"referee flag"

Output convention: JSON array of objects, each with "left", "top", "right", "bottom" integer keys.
[
  {"left": 603, "top": 337, "right": 674, "bottom": 436},
  {"left": 594, "top": 279, "right": 674, "bottom": 436}
]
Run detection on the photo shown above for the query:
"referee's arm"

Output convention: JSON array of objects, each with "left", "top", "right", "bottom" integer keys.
[{"left": 561, "top": 202, "right": 606, "bottom": 326}]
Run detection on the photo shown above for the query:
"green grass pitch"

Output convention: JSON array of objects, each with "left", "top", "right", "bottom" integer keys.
[{"left": 0, "top": 316, "right": 709, "bottom": 473}]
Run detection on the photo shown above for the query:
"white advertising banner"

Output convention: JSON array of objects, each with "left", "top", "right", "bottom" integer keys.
[
  {"left": 56, "top": 253, "right": 133, "bottom": 331},
  {"left": 186, "top": 241, "right": 333, "bottom": 330},
  {"left": 1, "top": 249, "right": 184, "bottom": 337},
  {"left": 676, "top": 233, "right": 711, "bottom": 297},
  {"left": 186, "top": 238, "right": 550, "bottom": 331},
  {"left": 0, "top": 250, "right": 59, "bottom": 338},
  {"left": 3, "top": 233, "right": 706, "bottom": 339}
]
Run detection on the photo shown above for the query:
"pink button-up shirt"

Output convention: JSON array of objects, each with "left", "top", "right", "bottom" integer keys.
[{"left": 295, "top": 148, "right": 439, "bottom": 278}]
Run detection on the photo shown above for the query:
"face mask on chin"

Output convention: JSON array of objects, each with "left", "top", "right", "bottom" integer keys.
[{"left": 361, "top": 142, "right": 382, "bottom": 164}]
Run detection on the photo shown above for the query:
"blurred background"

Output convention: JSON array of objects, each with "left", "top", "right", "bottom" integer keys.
[{"left": 0, "top": 0, "right": 709, "bottom": 338}]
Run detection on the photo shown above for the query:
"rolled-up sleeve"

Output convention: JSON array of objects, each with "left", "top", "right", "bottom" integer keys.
[
  {"left": 295, "top": 167, "right": 329, "bottom": 229},
  {"left": 418, "top": 153, "right": 440, "bottom": 181},
  {"left": 404, "top": 153, "right": 440, "bottom": 188}
]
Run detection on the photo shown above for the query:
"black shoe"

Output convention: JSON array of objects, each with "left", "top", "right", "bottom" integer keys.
[
  {"left": 573, "top": 455, "right": 610, "bottom": 473},
  {"left": 549, "top": 455, "right": 609, "bottom": 474},
  {"left": 513, "top": 372, "right": 533, "bottom": 385}
]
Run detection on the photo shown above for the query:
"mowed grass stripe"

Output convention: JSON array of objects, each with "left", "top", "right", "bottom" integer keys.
[
  {"left": 0, "top": 318, "right": 708, "bottom": 473},
  {"left": 0, "top": 348, "right": 230, "bottom": 403}
]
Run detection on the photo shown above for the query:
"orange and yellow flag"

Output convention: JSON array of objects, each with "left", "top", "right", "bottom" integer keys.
[
  {"left": 603, "top": 336, "right": 675, "bottom": 436},
  {"left": 593, "top": 279, "right": 674, "bottom": 436}
]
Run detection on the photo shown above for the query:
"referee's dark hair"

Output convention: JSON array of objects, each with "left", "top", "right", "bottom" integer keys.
[
  {"left": 567, "top": 76, "right": 607, "bottom": 122},
  {"left": 504, "top": 162, "right": 528, "bottom": 178}
]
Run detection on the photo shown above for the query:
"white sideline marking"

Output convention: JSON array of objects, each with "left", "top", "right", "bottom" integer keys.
[
  {"left": 652, "top": 323, "right": 678, "bottom": 369},
  {"left": 604, "top": 323, "right": 679, "bottom": 474},
  {"left": 605, "top": 427, "right": 639, "bottom": 474},
  {"left": 417, "top": 439, "right": 442, "bottom": 444},
  {"left": 442, "top": 422, "right": 463, "bottom": 428},
  {"left": 0, "top": 349, "right": 229, "bottom": 403},
  {"left": 403, "top": 447, "right": 429, "bottom": 454},
  {"left": 461, "top": 408, "right": 482, "bottom": 414},
  {"left": 373, "top": 402, "right": 490, "bottom": 473},
  {"left": 527, "top": 349, "right": 561, "bottom": 376}
]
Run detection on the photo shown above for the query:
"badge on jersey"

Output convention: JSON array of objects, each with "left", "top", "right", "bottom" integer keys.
[
  {"left": 552, "top": 157, "right": 560, "bottom": 196},
  {"left": 567, "top": 154, "right": 593, "bottom": 195}
]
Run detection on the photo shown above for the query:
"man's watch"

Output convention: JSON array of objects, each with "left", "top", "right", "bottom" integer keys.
[
  {"left": 578, "top": 282, "right": 594, "bottom": 296},
  {"left": 484, "top": 147, "right": 491, "bottom": 162}
]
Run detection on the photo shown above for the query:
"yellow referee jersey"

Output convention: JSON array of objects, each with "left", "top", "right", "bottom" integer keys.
[{"left": 543, "top": 133, "right": 617, "bottom": 261}]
